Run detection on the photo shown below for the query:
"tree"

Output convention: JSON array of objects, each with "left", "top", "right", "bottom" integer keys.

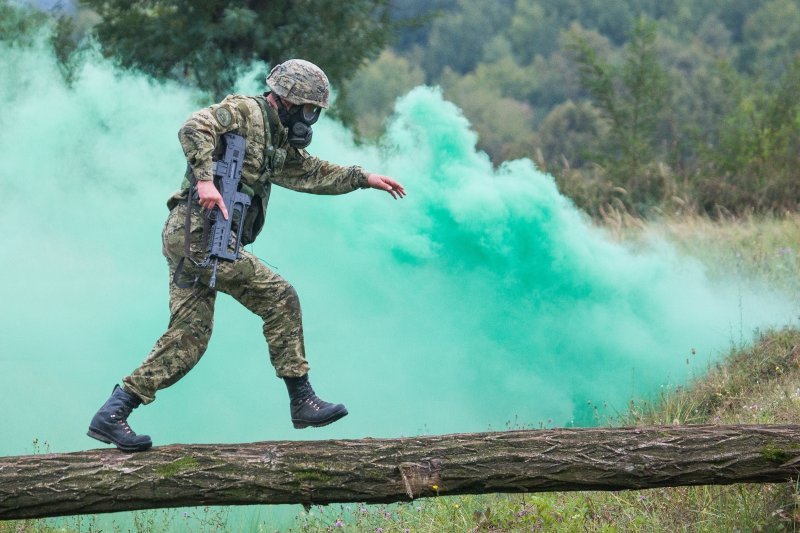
[
  {"left": 339, "top": 50, "right": 425, "bottom": 139},
  {"left": 388, "top": 0, "right": 455, "bottom": 54},
  {"left": 441, "top": 67, "right": 537, "bottom": 163},
  {"left": 0, "top": 1, "right": 48, "bottom": 46},
  {"left": 421, "top": 0, "right": 513, "bottom": 78},
  {"left": 699, "top": 57, "right": 800, "bottom": 213},
  {"left": 79, "top": 0, "right": 393, "bottom": 100},
  {"left": 3, "top": 425, "right": 800, "bottom": 519},
  {"left": 538, "top": 99, "right": 607, "bottom": 169},
  {"left": 568, "top": 17, "right": 671, "bottom": 211},
  {"left": 506, "top": 0, "right": 560, "bottom": 63},
  {"left": 740, "top": 0, "right": 800, "bottom": 79}
]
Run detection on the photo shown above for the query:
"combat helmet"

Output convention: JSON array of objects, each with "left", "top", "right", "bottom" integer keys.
[{"left": 266, "top": 59, "right": 330, "bottom": 109}]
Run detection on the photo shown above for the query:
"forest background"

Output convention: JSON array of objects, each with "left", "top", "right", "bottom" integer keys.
[{"left": 6, "top": 0, "right": 800, "bottom": 220}]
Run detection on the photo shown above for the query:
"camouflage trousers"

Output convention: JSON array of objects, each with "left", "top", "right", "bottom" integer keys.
[{"left": 123, "top": 203, "right": 309, "bottom": 404}]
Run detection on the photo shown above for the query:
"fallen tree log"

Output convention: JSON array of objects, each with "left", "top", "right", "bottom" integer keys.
[{"left": 2, "top": 424, "right": 800, "bottom": 520}]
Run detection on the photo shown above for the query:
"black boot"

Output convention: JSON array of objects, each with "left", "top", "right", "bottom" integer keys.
[
  {"left": 87, "top": 385, "right": 152, "bottom": 452},
  {"left": 284, "top": 375, "right": 348, "bottom": 429}
]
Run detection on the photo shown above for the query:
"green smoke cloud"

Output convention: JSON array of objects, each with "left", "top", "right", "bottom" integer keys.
[{"left": 0, "top": 35, "right": 795, "bottom": 462}]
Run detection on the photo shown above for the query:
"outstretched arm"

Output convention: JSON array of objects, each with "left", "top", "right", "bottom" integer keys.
[
  {"left": 367, "top": 173, "right": 406, "bottom": 200},
  {"left": 275, "top": 151, "right": 406, "bottom": 199}
]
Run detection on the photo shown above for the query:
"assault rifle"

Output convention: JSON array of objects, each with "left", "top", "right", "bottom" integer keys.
[{"left": 202, "top": 133, "right": 251, "bottom": 288}]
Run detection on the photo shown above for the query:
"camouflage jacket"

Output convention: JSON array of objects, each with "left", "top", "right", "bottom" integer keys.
[{"left": 168, "top": 93, "right": 370, "bottom": 244}]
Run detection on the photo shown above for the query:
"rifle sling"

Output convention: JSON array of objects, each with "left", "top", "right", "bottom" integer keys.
[{"left": 172, "top": 170, "right": 209, "bottom": 289}]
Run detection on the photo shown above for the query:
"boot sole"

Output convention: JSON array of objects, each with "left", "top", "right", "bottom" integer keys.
[
  {"left": 292, "top": 407, "right": 348, "bottom": 429},
  {"left": 87, "top": 428, "right": 152, "bottom": 453}
]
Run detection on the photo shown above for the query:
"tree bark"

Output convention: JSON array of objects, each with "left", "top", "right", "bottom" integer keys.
[{"left": 2, "top": 424, "right": 800, "bottom": 520}]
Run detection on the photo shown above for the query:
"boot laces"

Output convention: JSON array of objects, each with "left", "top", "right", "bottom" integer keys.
[
  {"left": 303, "top": 393, "right": 333, "bottom": 411},
  {"left": 304, "top": 397, "right": 322, "bottom": 411},
  {"left": 291, "top": 380, "right": 332, "bottom": 411},
  {"left": 110, "top": 406, "right": 136, "bottom": 435}
]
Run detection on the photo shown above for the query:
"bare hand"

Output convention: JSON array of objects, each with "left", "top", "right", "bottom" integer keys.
[
  {"left": 196, "top": 180, "right": 229, "bottom": 219},
  {"left": 367, "top": 173, "right": 406, "bottom": 199}
]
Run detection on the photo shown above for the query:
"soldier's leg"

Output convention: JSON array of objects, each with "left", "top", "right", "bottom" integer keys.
[
  {"left": 122, "top": 279, "right": 216, "bottom": 404},
  {"left": 212, "top": 251, "right": 308, "bottom": 376},
  {"left": 90, "top": 269, "right": 215, "bottom": 451},
  {"left": 122, "top": 204, "right": 218, "bottom": 404},
  {"left": 215, "top": 251, "right": 347, "bottom": 428},
  {"left": 90, "top": 204, "right": 216, "bottom": 451}
]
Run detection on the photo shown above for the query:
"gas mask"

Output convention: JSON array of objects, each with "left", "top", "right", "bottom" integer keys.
[{"left": 276, "top": 98, "right": 321, "bottom": 149}]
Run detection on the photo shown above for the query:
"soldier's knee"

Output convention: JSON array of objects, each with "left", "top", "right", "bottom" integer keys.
[
  {"left": 197, "top": 321, "right": 214, "bottom": 344},
  {"left": 281, "top": 284, "right": 302, "bottom": 315},
  {"left": 182, "top": 319, "right": 213, "bottom": 353}
]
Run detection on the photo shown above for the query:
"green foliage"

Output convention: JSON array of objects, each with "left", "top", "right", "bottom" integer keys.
[
  {"left": 472, "top": 56, "right": 539, "bottom": 102},
  {"left": 78, "top": 0, "right": 393, "bottom": 100},
  {"left": 699, "top": 58, "right": 800, "bottom": 213},
  {"left": 529, "top": 38, "right": 588, "bottom": 111},
  {"left": 740, "top": 0, "right": 800, "bottom": 76},
  {"left": 290, "top": 480, "right": 797, "bottom": 531},
  {"left": 0, "top": 0, "right": 92, "bottom": 86},
  {"left": 569, "top": 18, "right": 671, "bottom": 212},
  {"left": 8, "top": 0, "right": 800, "bottom": 215},
  {"left": 380, "top": 0, "right": 799, "bottom": 217},
  {"left": 538, "top": 100, "right": 607, "bottom": 169},
  {"left": 506, "top": 0, "right": 560, "bottom": 62},
  {"left": 441, "top": 67, "right": 538, "bottom": 162},
  {"left": 292, "top": 494, "right": 599, "bottom": 531},
  {"left": 389, "top": 0, "right": 454, "bottom": 54},
  {"left": 0, "top": 1, "right": 48, "bottom": 46},
  {"left": 340, "top": 50, "right": 424, "bottom": 139},
  {"left": 627, "top": 328, "right": 800, "bottom": 427},
  {"left": 7, "top": 0, "right": 794, "bottom": 217},
  {"left": 420, "top": 0, "right": 513, "bottom": 78}
]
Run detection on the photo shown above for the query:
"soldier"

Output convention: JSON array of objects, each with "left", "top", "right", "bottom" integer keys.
[{"left": 87, "top": 59, "right": 405, "bottom": 452}]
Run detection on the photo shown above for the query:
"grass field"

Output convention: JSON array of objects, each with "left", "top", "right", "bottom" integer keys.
[{"left": 4, "top": 214, "right": 800, "bottom": 532}]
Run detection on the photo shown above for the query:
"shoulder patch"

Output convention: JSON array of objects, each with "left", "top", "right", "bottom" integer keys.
[{"left": 214, "top": 106, "right": 233, "bottom": 127}]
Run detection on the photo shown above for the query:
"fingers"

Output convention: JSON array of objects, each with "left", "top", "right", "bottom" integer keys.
[
  {"left": 218, "top": 200, "right": 229, "bottom": 220},
  {"left": 203, "top": 196, "right": 228, "bottom": 219},
  {"left": 378, "top": 177, "right": 406, "bottom": 200},
  {"left": 390, "top": 181, "right": 406, "bottom": 199},
  {"left": 381, "top": 182, "right": 398, "bottom": 199},
  {"left": 197, "top": 189, "right": 228, "bottom": 219},
  {"left": 367, "top": 173, "right": 406, "bottom": 199}
]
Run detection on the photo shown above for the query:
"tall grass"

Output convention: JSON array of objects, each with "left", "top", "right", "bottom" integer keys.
[{"left": 603, "top": 211, "right": 800, "bottom": 300}]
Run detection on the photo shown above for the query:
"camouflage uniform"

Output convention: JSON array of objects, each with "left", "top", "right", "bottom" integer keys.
[{"left": 123, "top": 94, "right": 369, "bottom": 404}]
